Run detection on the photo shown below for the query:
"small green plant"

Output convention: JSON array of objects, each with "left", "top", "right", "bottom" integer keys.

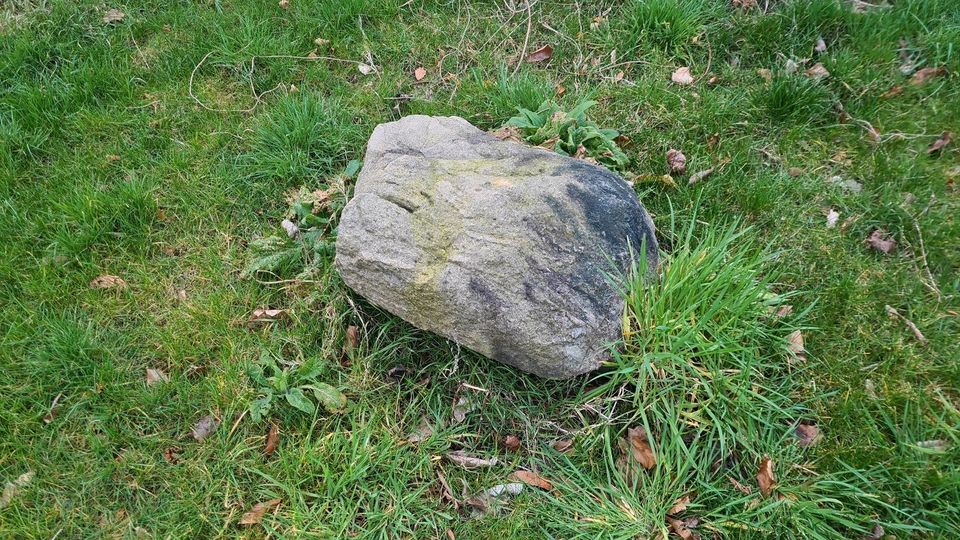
[
  {"left": 505, "top": 100, "right": 630, "bottom": 171},
  {"left": 247, "top": 350, "right": 347, "bottom": 422},
  {"left": 242, "top": 159, "right": 361, "bottom": 281}
]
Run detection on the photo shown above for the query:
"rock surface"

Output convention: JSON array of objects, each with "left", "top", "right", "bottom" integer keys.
[{"left": 335, "top": 115, "right": 658, "bottom": 378}]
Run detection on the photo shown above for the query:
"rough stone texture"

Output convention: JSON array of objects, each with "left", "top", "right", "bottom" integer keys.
[{"left": 335, "top": 115, "right": 658, "bottom": 378}]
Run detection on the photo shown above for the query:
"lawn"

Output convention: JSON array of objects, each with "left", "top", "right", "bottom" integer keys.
[{"left": 1, "top": 0, "right": 958, "bottom": 538}]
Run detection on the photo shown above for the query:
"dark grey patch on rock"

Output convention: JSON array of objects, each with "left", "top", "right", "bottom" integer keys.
[{"left": 335, "top": 115, "right": 658, "bottom": 378}]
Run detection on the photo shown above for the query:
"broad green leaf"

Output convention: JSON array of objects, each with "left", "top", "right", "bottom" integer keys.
[
  {"left": 310, "top": 383, "right": 347, "bottom": 414},
  {"left": 344, "top": 159, "right": 362, "bottom": 178},
  {"left": 249, "top": 393, "right": 273, "bottom": 423},
  {"left": 285, "top": 388, "right": 316, "bottom": 414}
]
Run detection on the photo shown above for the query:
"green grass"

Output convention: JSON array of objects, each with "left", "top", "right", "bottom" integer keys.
[{"left": 1, "top": 0, "right": 958, "bottom": 537}]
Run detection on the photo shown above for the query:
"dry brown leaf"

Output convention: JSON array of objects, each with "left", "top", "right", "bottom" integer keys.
[
  {"left": 774, "top": 305, "right": 794, "bottom": 319},
  {"left": 617, "top": 426, "right": 656, "bottom": 483},
  {"left": 794, "top": 423, "right": 822, "bottom": 447},
  {"left": 668, "top": 495, "right": 691, "bottom": 515},
  {"left": 728, "top": 476, "right": 752, "bottom": 494},
  {"left": 239, "top": 498, "right": 281, "bottom": 525},
  {"left": 191, "top": 415, "right": 219, "bottom": 442},
  {"left": 910, "top": 67, "right": 945, "bottom": 86},
  {"left": 666, "top": 149, "right": 687, "bottom": 175},
  {"left": 916, "top": 439, "right": 950, "bottom": 451},
  {"left": 867, "top": 524, "right": 885, "bottom": 540},
  {"left": 446, "top": 451, "right": 497, "bottom": 469},
  {"left": 804, "top": 62, "right": 830, "bottom": 79},
  {"left": 264, "top": 421, "right": 279, "bottom": 456},
  {"left": 756, "top": 456, "right": 776, "bottom": 497},
  {"left": 357, "top": 63, "right": 374, "bottom": 75},
  {"left": 757, "top": 68, "right": 773, "bottom": 84},
  {"left": 865, "top": 230, "right": 897, "bottom": 254},
  {"left": 788, "top": 167, "right": 803, "bottom": 177},
  {"left": 526, "top": 45, "right": 553, "bottom": 63},
  {"left": 414, "top": 67, "right": 427, "bottom": 81},
  {"left": 345, "top": 325, "right": 359, "bottom": 353},
  {"left": 552, "top": 439, "right": 573, "bottom": 453},
  {"left": 163, "top": 446, "right": 181, "bottom": 464},
  {"left": 0, "top": 471, "right": 34, "bottom": 509},
  {"left": 102, "top": 9, "right": 125, "bottom": 24},
  {"left": 406, "top": 416, "right": 434, "bottom": 443},
  {"left": 503, "top": 435, "right": 521, "bottom": 452},
  {"left": 435, "top": 469, "right": 458, "bottom": 509},
  {"left": 249, "top": 308, "right": 287, "bottom": 324},
  {"left": 786, "top": 330, "right": 806, "bottom": 362},
  {"left": 732, "top": 0, "right": 758, "bottom": 8},
  {"left": 926, "top": 131, "right": 952, "bottom": 154},
  {"left": 314, "top": 37, "right": 330, "bottom": 47},
  {"left": 145, "top": 368, "right": 169, "bottom": 386},
  {"left": 278, "top": 0, "right": 290, "bottom": 8},
  {"left": 490, "top": 125, "right": 524, "bottom": 143},
  {"left": 671, "top": 66, "right": 695, "bottom": 85},
  {"left": 880, "top": 85, "right": 903, "bottom": 99},
  {"left": 667, "top": 517, "right": 699, "bottom": 540},
  {"left": 509, "top": 470, "right": 554, "bottom": 490},
  {"left": 90, "top": 275, "right": 127, "bottom": 289}
]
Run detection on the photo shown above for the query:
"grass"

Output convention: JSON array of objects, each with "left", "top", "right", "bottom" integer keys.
[{"left": 1, "top": 0, "right": 958, "bottom": 537}]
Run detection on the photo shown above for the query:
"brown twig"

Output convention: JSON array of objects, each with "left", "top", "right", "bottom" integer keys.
[{"left": 885, "top": 305, "right": 928, "bottom": 345}]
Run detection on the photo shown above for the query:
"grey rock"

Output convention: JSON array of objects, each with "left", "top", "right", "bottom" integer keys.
[{"left": 335, "top": 115, "right": 658, "bottom": 378}]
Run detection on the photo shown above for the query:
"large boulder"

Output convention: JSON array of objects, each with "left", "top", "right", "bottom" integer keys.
[{"left": 335, "top": 115, "right": 658, "bottom": 379}]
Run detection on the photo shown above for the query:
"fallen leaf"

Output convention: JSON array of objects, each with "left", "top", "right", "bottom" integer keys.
[
  {"left": 774, "top": 305, "right": 794, "bottom": 319},
  {"left": 249, "top": 308, "right": 288, "bottom": 324},
  {"left": 414, "top": 67, "right": 427, "bottom": 81},
  {"left": 793, "top": 423, "right": 822, "bottom": 447},
  {"left": 485, "top": 482, "right": 523, "bottom": 497},
  {"left": 490, "top": 125, "right": 524, "bottom": 143},
  {"left": 732, "top": 0, "right": 758, "bottom": 8},
  {"left": 687, "top": 166, "right": 715, "bottom": 186},
  {"left": 446, "top": 528, "right": 456, "bottom": 540},
  {"left": 508, "top": 470, "right": 553, "bottom": 490},
  {"left": 668, "top": 495, "right": 691, "bottom": 515},
  {"left": 788, "top": 167, "right": 803, "bottom": 177},
  {"left": 552, "top": 439, "right": 573, "bottom": 453},
  {"left": 446, "top": 451, "right": 497, "bottom": 469},
  {"left": 667, "top": 517, "right": 699, "bottom": 540},
  {"left": 910, "top": 67, "right": 945, "bottom": 86},
  {"left": 451, "top": 390, "right": 480, "bottom": 425},
  {"left": 786, "top": 330, "right": 806, "bottom": 362},
  {"left": 825, "top": 208, "right": 840, "bottom": 228},
  {"left": 617, "top": 426, "right": 656, "bottom": 484},
  {"left": 314, "top": 37, "right": 330, "bottom": 47},
  {"left": 926, "top": 131, "right": 952, "bottom": 154},
  {"left": 728, "top": 476, "right": 752, "bottom": 494},
  {"left": 145, "top": 368, "right": 169, "bottom": 386},
  {"left": 814, "top": 37, "right": 827, "bottom": 53},
  {"left": 358, "top": 63, "right": 374, "bottom": 75},
  {"left": 880, "top": 85, "right": 903, "bottom": 99},
  {"left": 865, "top": 230, "right": 896, "bottom": 254},
  {"left": 864, "top": 378, "right": 878, "bottom": 399},
  {"left": 280, "top": 219, "right": 299, "bottom": 238},
  {"left": 671, "top": 66, "right": 694, "bottom": 85},
  {"left": 867, "top": 524, "right": 885, "bottom": 540},
  {"left": 804, "top": 62, "right": 830, "bottom": 79},
  {"left": 345, "top": 325, "right": 359, "bottom": 353},
  {"left": 503, "top": 435, "right": 521, "bottom": 451},
  {"left": 163, "top": 447, "right": 181, "bottom": 464},
  {"left": 526, "top": 45, "right": 553, "bottom": 63},
  {"left": 102, "top": 8, "right": 125, "bottom": 24},
  {"left": 407, "top": 416, "right": 434, "bottom": 443},
  {"left": 757, "top": 68, "right": 773, "bottom": 84},
  {"left": 191, "top": 415, "right": 220, "bottom": 442},
  {"left": 312, "top": 383, "right": 347, "bottom": 414},
  {"left": 829, "top": 175, "right": 863, "bottom": 194},
  {"left": 90, "top": 275, "right": 127, "bottom": 289},
  {"left": 784, "top": 58, "right": 800, "bottom": 75},
  {"left": 278, "top": 0, "right": 290, "bottom": 8},
  {"left": 666, "top": 149, "right": 687, "bottom": 175},
  {"left": 756, "top": 456, "right": 776, "bottom": 497},
  {"left": 43, "top": 393, "right": 63, "bottom": 424},
  {"left": 0, "top": 471, "right": 34, "bottom": 509},
  {"left": 239, "top": 498, "right": 281, "bottom": 525},
  {"left": 435, "top": 469, "right": 458, "bottom": 509},
  {"left": 264, "top": 421, "right": 279, "bottom": 456}
]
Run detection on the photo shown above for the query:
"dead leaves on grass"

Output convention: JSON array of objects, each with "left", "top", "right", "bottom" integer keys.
[
  {"left": 786, "top": 330, "right": 806, "bottom": 363},
  {"left": 102, "top": 9, "right": 125, "bottom": 24},
  {"left": 239, "top": 498, "right": 281, "bottom": 525},
  {"left": 865, "top": 229, "right": 897, "bottom": 255},
  {"left": 0, "top": 471, "right": 34, "bottom": 509},
  {"left": 264, "top": 421, "right": 280, "bottom": 456},
  {"left": 90, "top": 275, "right": 127, "bottom": 289},
  {"left": 508, "top": 470, "right": 553, "bottom": 491},
  {"left": 910, "top": 66, "right": 946, "bottom": 86},
  {"left": 671, "top": 66, "right": 695, "bottom": 85},
  {"left": 793, "top": 423, "right": 822, "bottom": 447},
  {"left": 756, "top": 455, "right": 776, "bottom": 498},
  {"left": 926, "top": 132, "right": 952, "bottom": 155},
  {"left": 191, "top": 415, "right": 220, "bottom": 442},
  {"left": 525, "top": 45, "right": 553, "bottom": 64},
  {"left": 884, "top": 305, "right": 928, "bottom": 345},
  {"left": 666, "top": 149, "right": 687, "bottom": 175},
  {"left": 145, "top": 368, "right": 168, "bottom": 386},
  {"left": 617, "top": 426, "right": 656, "bottom": 483},
  {"left": 446, "top": 451, "right": 497, "bottom": 469}
]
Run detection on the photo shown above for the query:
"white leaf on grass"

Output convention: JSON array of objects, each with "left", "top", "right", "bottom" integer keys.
[{"left": 671, "top": 66, "right": 694, "bottom": 85}]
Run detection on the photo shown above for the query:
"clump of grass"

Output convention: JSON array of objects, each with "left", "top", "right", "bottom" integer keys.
[
  {"left": 753, "top": 75, "right": 834, "bottom": 124},
  {"left": 533, "top": 215, "right": 894, "bottom": 538},
  {"left": 620, "top": 0, "right": 719, "bottom": 53},
  {"left": 242, "top": 93, "right": 362, "bottom": 187}
]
